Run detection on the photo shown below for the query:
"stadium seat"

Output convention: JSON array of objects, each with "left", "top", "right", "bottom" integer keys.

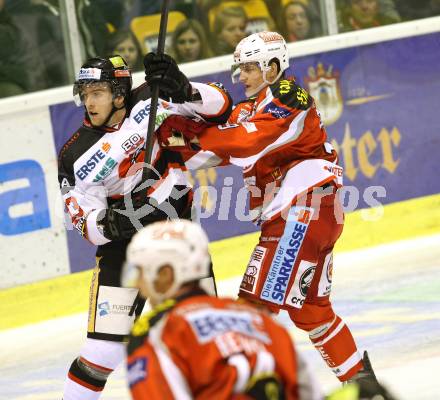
[
  {"left": 208, "top": 0, "right": 275, "bottom": 35},
  {"left": 130, "top": 11, "right": 187, "bottom": 53}
]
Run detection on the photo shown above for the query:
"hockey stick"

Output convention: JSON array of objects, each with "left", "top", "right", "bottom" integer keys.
[
  {"left": 128, "top": 1, "right": 171, "bottom": 318},
  {"left": 141, "top": 0, "right": 171, "bottom": 185}
]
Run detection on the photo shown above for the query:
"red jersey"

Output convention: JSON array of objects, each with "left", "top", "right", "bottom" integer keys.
[
  {"left": 126, "top": 290, "right": 322, "bottom": 400},
  {"left": 196, "top": 78, "right": 343, "bottom": 224}
]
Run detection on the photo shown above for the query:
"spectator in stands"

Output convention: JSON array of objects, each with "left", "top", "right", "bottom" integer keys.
[
  {"left": 171, "top": 19, "right": 213, "bottom": 63},
  {"left": 211, "top": 5, "right": 247, "bottom": 56},
  {"left": 279, "top": 0, "right": 322, "bottom": 42},
  {"left": 378, "top": 0, "right": 401, "bottom": 21},
  {"left": 3, "top": 0, "right": 68, "bottom": 93},
  {"left": 264, "top": 0, "right": 282, "bottom": 24},
  {"left": 29, "top": 0, "right": 68, "bottom": 88},
  {"left": 93, "top": 0, "right": 127, "bottom": 31},
  {"left": 77, "top": 0, "right": 113, "bottom": 58},
  {"left": 106, "top": 29, "right": 143, "bottom": 71},
  {"left": 396, "top": 0, "right": 440, "bottom": 20},
  {"left": 0, "top": 0, "right": 30, "bottom": 97},
  {"left": 338, "top": 0, "right": 399, "bottom": 32}
]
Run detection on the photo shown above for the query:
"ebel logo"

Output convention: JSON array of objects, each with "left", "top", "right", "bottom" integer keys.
[{"left": 76, "top": 150, "right": 106, "bottom": 180}]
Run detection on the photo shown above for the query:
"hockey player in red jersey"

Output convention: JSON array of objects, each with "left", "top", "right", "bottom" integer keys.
[
  {"left": 155, "top": 31, "right": 379, "bottom": 386},
  {"left": 123, "top": 219, "right": 324, "bottom": 400},
  {"left": 58, "top": 54, "right": 232, "bottom": 400}
]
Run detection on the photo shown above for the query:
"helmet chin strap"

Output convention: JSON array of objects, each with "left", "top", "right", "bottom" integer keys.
[{"left": 245, "top": 69, "right": 283, "bottom": 98}]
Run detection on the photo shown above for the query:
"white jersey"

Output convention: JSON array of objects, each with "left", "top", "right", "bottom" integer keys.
[{"left": 58, "top": 82, "right": 231, "bottom": 245}]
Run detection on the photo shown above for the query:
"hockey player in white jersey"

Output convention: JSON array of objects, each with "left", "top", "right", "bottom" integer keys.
[{"left": 58, "top": 54, "right": 232, "bottom": 400}]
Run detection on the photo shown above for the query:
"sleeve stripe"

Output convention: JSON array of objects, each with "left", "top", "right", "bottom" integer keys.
[
  {"left": 229, "top": 109, "right": 309, "bottom": 167},
  {"left": 149, "top": 318, "right": 192, "bottom": 399},
  {"left": 196, "top": 83, "right": 232, "bottom": 119},
  {"left": 86, "top": 209, "right": 111, "bottom": 245}
]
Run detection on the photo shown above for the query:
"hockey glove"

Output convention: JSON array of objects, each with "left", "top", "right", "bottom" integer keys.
[
  {"left": 156, "top": 115, "right": 208, "bottom": 147},
  {"left": 144, "top": 52, "right": 192, "bottom": 103},
  {"left": 99, "top": 197, "right": 169, "bottom": 241},
  {"left": 244, "top": 373, "right": 285, "bottom": 400},
  {"left": 99, "top": 199, "right": 138, "bottom": 241}
]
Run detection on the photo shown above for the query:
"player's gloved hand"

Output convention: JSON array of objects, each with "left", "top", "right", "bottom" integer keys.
[
  {"left": 144, "top": 52, "right": 192, "bottom": 103},
  {"left": 244, "top": 374, "right": 285, "bottom": 400},
  {"left": 155, "top": 115, "right": 208, "bottom": 146},
  {"left": 98, "top": 199, "right": 138, "bottom": 241},
  {"left": 98, "top": 197, "right": 167, "bottom": 241}
]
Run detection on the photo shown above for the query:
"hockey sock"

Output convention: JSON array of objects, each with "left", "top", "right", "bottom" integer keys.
[
  {"left": 309, "top": 315, "right": 363, "bottom": 381},
  {"left": 63, "top": 357, "right": 111, "bottom": 400},
  {"left": 63, "top": 338, "right": 125, "bottom": 399}
]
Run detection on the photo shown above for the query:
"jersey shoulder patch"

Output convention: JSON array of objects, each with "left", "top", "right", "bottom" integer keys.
[
  {"left": 208, "top": 81, "right": 227, "bottom": 92},
  {"left": 270, "top": 79, "right": 311, "bottom": 110}
]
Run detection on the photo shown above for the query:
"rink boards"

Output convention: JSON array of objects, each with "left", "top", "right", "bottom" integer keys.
[
  {"left": 1, "top": 189, "right": 439, "bottom": 330},
  {"left": 0, "top": 18, "right": 440, "bottom": 328}
]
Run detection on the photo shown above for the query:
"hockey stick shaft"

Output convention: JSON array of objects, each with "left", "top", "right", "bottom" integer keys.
[{"left": 141, "top": 0, "right": 171, "bottom": 185}]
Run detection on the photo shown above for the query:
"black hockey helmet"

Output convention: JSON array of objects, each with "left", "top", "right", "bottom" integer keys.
[{"left": 73, "top": 55, "right": 133, "bottom": 106}]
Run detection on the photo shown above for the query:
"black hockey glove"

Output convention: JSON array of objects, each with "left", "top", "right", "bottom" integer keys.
[
  {"left": 98, "top": 200, "right": 138, "bottom": 241},
  {"left": 98, "top": 194, "right": 186, "bottom": 241},
  {"left": 244, "top": 374, "right": 285, "bottom": 400},
  {"left": 144, "top": 52, "right": 192, "bottom": 103},
  {"left": 99, "top": 197, "right": 166, "bottom": 241}
]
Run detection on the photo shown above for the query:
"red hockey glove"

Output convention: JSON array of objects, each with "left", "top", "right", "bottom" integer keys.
[{"left": 156, "top": 115, "right": 207, "bottom": 146}]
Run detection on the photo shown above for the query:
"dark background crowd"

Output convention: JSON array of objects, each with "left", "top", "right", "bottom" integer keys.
[{"left": 1, "top": 0, "right": 439, "bottom": 98}]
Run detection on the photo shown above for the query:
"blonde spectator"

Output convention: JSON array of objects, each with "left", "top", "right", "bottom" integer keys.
[
  {"left": 106, "top": 29, "right": 143, "bottom": 71},
  {"left": 211, "top": 5, "right": 247, "bottom": 55},
  {"left": 171, "top": 19, "right": 213, "bottom": 63}
]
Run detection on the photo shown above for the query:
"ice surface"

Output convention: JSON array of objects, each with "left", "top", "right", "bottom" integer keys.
[{"left": 1, "top": 235, "right": 439, "bottom": 399}]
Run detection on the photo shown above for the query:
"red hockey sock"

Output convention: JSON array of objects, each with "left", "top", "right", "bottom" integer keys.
[{"left": 309, "top": 315, "right": 363, "bottom": 381}]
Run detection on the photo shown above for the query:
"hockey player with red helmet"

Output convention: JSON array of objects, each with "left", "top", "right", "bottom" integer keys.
[
  {"left": 123, "top": 219, "right": 324, "bottom": 400},
  {"left": 58, "top": 54, "right": 232, "bottom": 399},
  {"left": 155, "top": 31, "right": 381, "bottom": 387}
]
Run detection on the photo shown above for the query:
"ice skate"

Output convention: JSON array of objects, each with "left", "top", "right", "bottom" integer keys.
[
  {"left": 347, "top": 351, "right": 397, "bottom": 399},
  {"left": 348, "top": 351, "right": 378, "bottom": 385}
]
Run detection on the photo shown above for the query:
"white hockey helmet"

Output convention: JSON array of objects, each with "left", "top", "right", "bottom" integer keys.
[
  {"left": 122, "top": 220, "right": 211, "bottom": 303},
  {"left": 231, "top": 31, "right": 289, "bottom": 91}
]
